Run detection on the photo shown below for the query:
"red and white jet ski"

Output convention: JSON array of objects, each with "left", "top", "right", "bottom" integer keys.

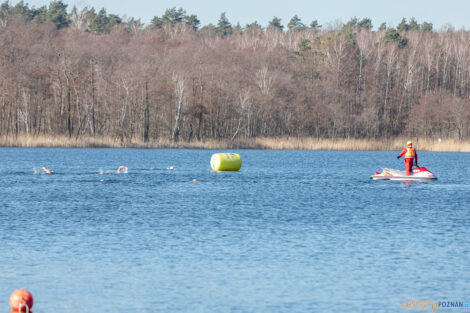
[{"left": 370, "top": 166, "right": 437, "bottom": 181}]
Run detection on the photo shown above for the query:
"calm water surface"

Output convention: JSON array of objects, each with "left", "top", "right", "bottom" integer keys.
[{"left": 0, "top": 148, "right": 469, "bottom": 312}]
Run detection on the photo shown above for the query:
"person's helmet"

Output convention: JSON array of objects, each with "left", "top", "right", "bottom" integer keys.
[{"left": 407, "top": 140, "right": 413, "bottom": 146}]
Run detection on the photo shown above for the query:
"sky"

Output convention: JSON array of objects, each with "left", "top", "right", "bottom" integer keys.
[{"left": 10, "top": 0, "right": 470, "bottom": 30}]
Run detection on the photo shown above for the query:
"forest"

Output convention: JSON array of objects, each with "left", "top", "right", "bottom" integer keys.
[{"left": 0, "top": 1, "right": 469, "bottom": 146}]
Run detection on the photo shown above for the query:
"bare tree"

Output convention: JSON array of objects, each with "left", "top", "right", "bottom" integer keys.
[
  {"left": 231, "top": 90, "right": 251, "bottom": 141},
  {"left": 172, "top": 73, "right": 185, "bottom": 142}
]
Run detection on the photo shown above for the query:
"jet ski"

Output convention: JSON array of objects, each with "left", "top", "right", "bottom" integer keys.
[{"left": 370, "top": 166, "right": 437, "bottom": 181}]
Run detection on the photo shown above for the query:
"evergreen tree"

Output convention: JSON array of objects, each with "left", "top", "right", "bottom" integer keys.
[
  {"left": 161, "top": 7, "right": 185, "bottom": 24},
  {"left": 344, "top": 17, "right": 358, "bottom": 29},
  {"left": 108, "top": 14, "right": 122, "bottom": 28},
  {"left": 11, "top": 1, "right": 35, "bottom": 21},
  {"left": 268, "top": 16, "right": 283, "bottom": 31},
  {"left": 245, "top": 21, "right": 262, "bottom": 31},
  {"left": 383, "top": 27, "right": 408, "bottom": 48},
  {"left": 357, "top": 18, "right": 372, "bottom": 29},
  {"left": 185, "top": 14, "right": 200, "bottom": 30},
  {"left": 88, "top": 8, "right": 109, "bottom": 33},
  {"left": 233, "top": 22, "right": 243, "bottom": 34},
  {"left": 398, "top": 36, "right": 408, "bottom": 48},
  {"left": 32, "top": 5, "right": 48, "bottom": 23},
  {"left": 85, "top": 7, "right": 96, "bottom": 26},
  {"left": 420, "top": 22, "right": 433, "bottom": 32},
  {"left": 296, "top": 38, "right": 311, "bottom": 54},
  {"left": 151, "top": 7, "right": 199, "bottom": 30},
  {"left": 383, "top": 28, "right": 400, "bottom": 42},
  {"left": 12, "top": 1, "right": 29, "bottom": 17},
  {"left": 0, "top": 1, "right": 10, "bottom": 24},
  {"left": 200, "top": 23, "right": 216, "bottom": 36},
  {"left": 310, "top": 19, "right": 321, "bottom": 31},
  {"left": 397, "top": 18, "right": 409, "bottom": 32},
  {"left": 378, "top": 22, "right": 387, "bottom": 30},
  {"left": 47, "top": 0, "right": 69, "bottom": 29},
  {"left": 287, "top": 15, "right": 306, "bottom": 31},
  {"left": 215, "top": 12, "right": 232, "bottom": 36},
  {"left": 408, "top": 17, "right": 419, "bottom": 31},
  {"left": 151, "top": 16, "right": 163, "bottom": 29}
]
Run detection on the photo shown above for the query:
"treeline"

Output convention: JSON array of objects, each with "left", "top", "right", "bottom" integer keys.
[{"left": 0, "top": 1, "right": 469, "bottom": 143}]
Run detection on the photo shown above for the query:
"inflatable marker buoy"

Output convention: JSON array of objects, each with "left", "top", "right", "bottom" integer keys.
[
  {"left": 9, "top": 289, "right": 33, "bottom": 312},
  {"left": 211, "top": 153, "right": 242, "bottom": 171}
]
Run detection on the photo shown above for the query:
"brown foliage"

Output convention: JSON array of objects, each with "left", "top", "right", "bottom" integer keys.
[{"left": 0, "top": 24, "right": 469, "bottom": 144}]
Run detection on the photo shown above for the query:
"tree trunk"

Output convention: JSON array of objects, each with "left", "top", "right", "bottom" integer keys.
[
  {"left": 172, "top": 74, "right": 185, "bottom": 143},
  {"left": 143, "top": 81, "right": 150, "bottom": 142}
]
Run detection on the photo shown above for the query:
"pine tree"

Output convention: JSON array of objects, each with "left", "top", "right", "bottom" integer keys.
[
  {"left": 383, "top": 28, "right": 400, "bottom": 42},
  {"left": 383, "top": 27, "right": 408, "bottom": 48},
  {"left": 47, "top": 0, "right": 68, "bottom": 28},
  {"left": 344, "top": 17, "right": 358, "bottom": 29},
  {"left": 268, "top": 16, "right": 283, "bottom": 31},
  {"left": 161, "top": 7, "right": 185, "bottom": 24},
  {"left": 357, "top": 18, "right": 372, "bottom": 29},
  {"left": 32, "top": 6, "right": 48, "bottom": 23},
  {"left": 245, "top": 21, "right": 262, "bottom": 32},
  {"left": 408, "top": 17, "right": 419, "bottom": 31},
  {"left": 397, "top": 18, "right": 409, "bottom": 32},
  {"left": 87, "top": 8, "right": 109, "bottom": 33},
  {"left": 151, "top": 16, "right": 163, "bottom": 29},
  {"left": 287, "top": 15, "right": 306, "bottom": 31},
  {"left": 421, "top": 22, "right": 433, "bottom": 32},
  {"left": 310, "top": 20, "right": 321, "bottom": 31},
  {"left": 185, "top": 14, "right": 200, "bottom": 30},
  {"left": 107, "top": 14, "right": 121, "bottom": 28},
  {"left": 297, "top": 38, "right": 311, "bottom": 53},
  {"left": 0, "top": 1, "right": 10, "bottom": 25},
  {"left": 216, "top": 12, "right": 232, "bottom": 36}
]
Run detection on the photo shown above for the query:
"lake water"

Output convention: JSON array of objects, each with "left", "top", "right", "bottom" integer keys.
[{"left": 0, "top": 148, "right": 469, "bottom": 313}]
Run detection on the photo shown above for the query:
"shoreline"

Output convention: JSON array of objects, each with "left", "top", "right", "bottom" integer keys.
[{"left": 0, "top": 135, "right": 469, "bottom": 152}]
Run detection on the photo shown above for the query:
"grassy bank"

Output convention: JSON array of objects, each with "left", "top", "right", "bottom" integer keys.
[{"left": 1, "top": 135, "right": 469, "bottom": 152}]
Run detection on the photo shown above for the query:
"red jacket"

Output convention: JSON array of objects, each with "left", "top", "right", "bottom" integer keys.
[{"left": 399, "top": 147, "right": 418, "bottom": 163}]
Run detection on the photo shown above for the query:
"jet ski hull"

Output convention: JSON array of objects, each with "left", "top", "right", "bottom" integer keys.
[
  {"left": 370, "top": 166, "right": 437, "bottom": 181},
  {"left": 370, "top": 175, "right": 437, "bottom": 181}
]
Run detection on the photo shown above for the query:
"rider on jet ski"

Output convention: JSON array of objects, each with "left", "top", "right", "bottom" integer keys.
[{"left": 397, "top": 140, "right": 418, "bottom": 176}]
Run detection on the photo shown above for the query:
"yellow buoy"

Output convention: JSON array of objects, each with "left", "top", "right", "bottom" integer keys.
[{"left": 211, "top": 153, "right": 242, "bottom": 171}]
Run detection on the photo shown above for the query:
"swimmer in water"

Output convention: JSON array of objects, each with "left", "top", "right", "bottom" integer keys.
[
  {"left": 117, "top": 166, "right": 128, "bottom": 173},
  {"left": 166, "top": 166, "right": 174, "bottom": 170},
  {"left": 42, "top": 166, "right": 54, "bottom": 174}
]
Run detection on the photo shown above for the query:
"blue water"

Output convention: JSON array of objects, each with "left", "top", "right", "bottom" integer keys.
[{"left": 0, "top": 148, "right": 469, "bottom": 312}]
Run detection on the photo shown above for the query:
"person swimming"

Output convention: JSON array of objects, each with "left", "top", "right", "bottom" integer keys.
[
  {"left": 117, "top": 166, "right": 128, "bottom": 173},
  {"left": 95, "top": 166, "right": 127, "bottom": 174},
  {"left": 42, "top": 166, "right": 54, "bottom": 174}
]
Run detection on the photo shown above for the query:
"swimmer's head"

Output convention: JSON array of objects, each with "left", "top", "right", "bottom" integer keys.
[{"left": 42, "top": 167, "right": 54, "bottom": 174}]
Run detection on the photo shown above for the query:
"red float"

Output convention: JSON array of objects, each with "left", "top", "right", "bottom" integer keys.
[{"left": 9, "top": 289, "right": 33, "bottom": 312}]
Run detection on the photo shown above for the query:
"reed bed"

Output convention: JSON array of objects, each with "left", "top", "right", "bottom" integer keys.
[
  {"left": 0, "top": 135, "right": 237, "bottom": 149},
  {"left": 0, "top": 135, "right": 121, "bottom": 148},
  {"left": 0, "top": 135, "right": 469, "bottom": 152},
  {"left": 252, "top": 137, "right": 470, "bottom": 152}
]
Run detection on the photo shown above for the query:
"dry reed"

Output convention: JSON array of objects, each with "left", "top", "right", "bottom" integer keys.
[
  {"left": 251, "top": 137, "right": 470, "bottom": 152},
  {"left": 0, "top": 135, "right": 469, "bottom": 152}
]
